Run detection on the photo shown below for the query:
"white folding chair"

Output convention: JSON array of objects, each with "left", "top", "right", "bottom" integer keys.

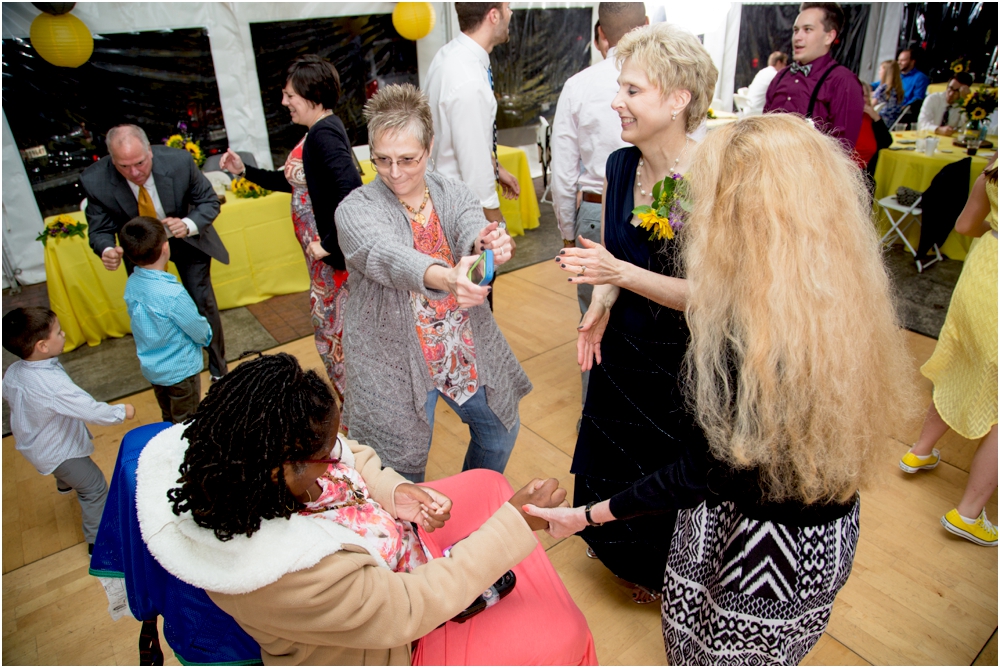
[
  {"left": 889, "top": 105, "right": 911, "bottom": 132},
  {"left": 877, "top": 193, "right": 922, "bottom": 259},
  {"left": 733, "top": 93, "right": 752, "bottom": 117},
  {"left": 536, "top": 116, "right": 553, "bottom": 204}
]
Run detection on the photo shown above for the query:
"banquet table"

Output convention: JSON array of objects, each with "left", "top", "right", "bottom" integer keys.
[
  {"left": 360, "top": 144, "right": 540, "bottom": 236},
  {"left": 926, "top": 82, "right": 991, "bottom": 95},
  {"left": 873, "top": 131, "right": 996, "bottom": 261},
  {"left": 44, "top": 192, "right": 309, "bottom": 352}
]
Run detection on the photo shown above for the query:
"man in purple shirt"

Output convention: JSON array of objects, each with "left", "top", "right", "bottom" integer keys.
[{"left": 764, "top": 2, "right": 862, "bottom": 150}]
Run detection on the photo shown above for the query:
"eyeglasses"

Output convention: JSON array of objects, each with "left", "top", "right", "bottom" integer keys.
[
  {"left": 371, "top": 151, "right": 427, "bottom": 172},
  {"left": 946, "top": 84, "right": 963, "bottom": 93},
  {"left": 297, "top": 434, "right": 343, "bottom": 466}
]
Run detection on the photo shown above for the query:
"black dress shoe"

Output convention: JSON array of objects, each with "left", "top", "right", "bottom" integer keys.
[{"left": 88, "top": 543, "right": 94, "bottom": 556}]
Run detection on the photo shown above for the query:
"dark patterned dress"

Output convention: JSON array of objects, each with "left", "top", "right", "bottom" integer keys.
[{"left": 284, "top": 137, "right": 349, "bottom": 401}]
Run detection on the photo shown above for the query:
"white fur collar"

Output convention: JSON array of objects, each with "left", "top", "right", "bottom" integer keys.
[{"left": 135, "top": 423, "right": 387, "bottom": 595}]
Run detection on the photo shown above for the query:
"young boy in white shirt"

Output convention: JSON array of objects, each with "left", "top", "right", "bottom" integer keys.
[{"left": 2, "top": 307, "right": 135, "bottom": 554}]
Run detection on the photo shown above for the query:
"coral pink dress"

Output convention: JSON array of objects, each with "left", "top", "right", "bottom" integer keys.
[{"left": 285, "top": 137, "right": 349, "bottom": 401}]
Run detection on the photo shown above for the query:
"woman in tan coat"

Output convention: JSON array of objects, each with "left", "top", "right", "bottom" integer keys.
[{"left": 136, "top": 353, "right": 597, "bottom": 665}]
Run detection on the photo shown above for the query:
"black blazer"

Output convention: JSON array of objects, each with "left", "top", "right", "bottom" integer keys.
[{"left": 80, "top": 145, "right": 228, "bottom": 264}]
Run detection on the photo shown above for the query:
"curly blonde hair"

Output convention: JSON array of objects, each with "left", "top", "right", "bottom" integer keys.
[
  {"left": 681, "top": 114, "right": 916, "bottom": 504},
  {"left": 615, "top": 22, "right": 718, "bottom": 134},
  {"left": 363, "top": 83, "right": 434, "bottom": 150}
]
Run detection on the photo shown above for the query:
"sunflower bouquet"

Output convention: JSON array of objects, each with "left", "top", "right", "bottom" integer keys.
[
  {"left": 231, "top": 177, "right": 271, "bottom": 199},
  {"left": 36, "top": 214, "right": 87, "bottom": 246},
  {"left": 165, "top": 127, "right": 206, "bottom": 168},
  {"left": 631, "top": 174, "right": 690, "bottom": 242},
  {"left": 961, "top": 89, "right": 998, "bottom": 123}
]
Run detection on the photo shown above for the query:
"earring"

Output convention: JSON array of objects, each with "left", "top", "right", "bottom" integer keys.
[
  {"left": 671, "top": 111, "right": 678, "bottom": 121},
  {"left": 429, "top": 157, "right": 436, "bottom": 172}
]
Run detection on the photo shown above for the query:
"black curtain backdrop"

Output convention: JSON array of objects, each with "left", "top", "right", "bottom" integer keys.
[
  {"left": 2, "top": 28, "right": 224, "bottom": 217},
  {"left": 898, "top": 2, "right": 997, "bottom": 83},
  {"left": 735, "top": 4, "right": 871, "bottom": 92},
  {"left": 249, "top": 15, "right": 418, "bottom": 167},
  {"left": 489, "top": 7, "right": 593, "bottom": 129}
]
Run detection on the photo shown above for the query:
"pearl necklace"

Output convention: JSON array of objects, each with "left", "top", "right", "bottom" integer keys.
[{"left": 635, "top": 139, "right": 691, "bottom": 197}]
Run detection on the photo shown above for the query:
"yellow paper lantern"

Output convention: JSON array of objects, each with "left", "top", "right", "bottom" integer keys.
[
  {"left": 392, "top": 2, "right": 436, "bottom": 41},
  {"left": 30, "top": 11, "right": 94, "bottom": 68}
]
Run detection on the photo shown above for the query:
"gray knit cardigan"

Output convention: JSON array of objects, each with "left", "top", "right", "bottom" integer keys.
[{"left": 335, "top": 171, "right": 532, "bottom": 475}]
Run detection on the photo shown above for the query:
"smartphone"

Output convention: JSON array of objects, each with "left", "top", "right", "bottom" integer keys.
[{"left": 467, "top": 249, "right": 494, "bottom": 286}]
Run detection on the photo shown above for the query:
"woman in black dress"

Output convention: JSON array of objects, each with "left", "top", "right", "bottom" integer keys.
[{"left": 553, "top": 23, "right": 717, "bottom": 603}]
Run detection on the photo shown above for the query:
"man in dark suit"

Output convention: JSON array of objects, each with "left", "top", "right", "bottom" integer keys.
[{"left": 80, "top": 124, "right": 229, "bottom": 379}]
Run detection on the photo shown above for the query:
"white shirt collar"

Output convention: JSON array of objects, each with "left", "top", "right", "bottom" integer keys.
[{"left": 456, "top": 32, "right": 491, "bottom": 68}]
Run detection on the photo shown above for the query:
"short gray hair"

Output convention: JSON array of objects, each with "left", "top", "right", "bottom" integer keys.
[
  {"left": 107, "top": 125, "right": 150, "bottom": 151},
  {"left": 363, "top": 84, "right": 434, "bottom": 151}
]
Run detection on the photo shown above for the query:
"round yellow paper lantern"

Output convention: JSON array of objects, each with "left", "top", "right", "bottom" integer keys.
[
  {"left": 30, "top": 11, "right": 94, "bottom": 68},
  {"left": 392, "top": 2, "right": 435, "bottom": 41}
]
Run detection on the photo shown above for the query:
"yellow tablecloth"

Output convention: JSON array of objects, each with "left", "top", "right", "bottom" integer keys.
[
  {"left": 873, "top": 131, "right": 996, "bottom": 260},
  {"left": 44, "top": 193, "right": 310, "bottom": 352},
  {"left": 926, "top": 82, "right": 993, "bottom": 95},
  {"left": 360, "top": 145, "right": 540, "bottom": 236}
]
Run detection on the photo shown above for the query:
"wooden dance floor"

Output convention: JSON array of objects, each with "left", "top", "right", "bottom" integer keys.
[{"left": 3, "top": 261, "right": 996, "bottom": 665}]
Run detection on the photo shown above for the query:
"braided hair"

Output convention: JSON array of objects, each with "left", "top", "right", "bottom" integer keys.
[{"left": 167, "top": 353, "right": 339, "bottom": 541}]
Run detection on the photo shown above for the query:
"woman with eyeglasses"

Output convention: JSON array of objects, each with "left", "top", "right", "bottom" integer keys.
[
  {"left": 334, "top": 84, "right": 528, "bottom": 483},
  {"left": 220, "top": 55, "right": 362, "bottom": 402},
  {"left": 138, "top": 352, "right": 597, "bottom": 665}
]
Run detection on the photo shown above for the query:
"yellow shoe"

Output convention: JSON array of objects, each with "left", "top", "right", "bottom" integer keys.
[
  {"left": 899, "top": 448, "right": 940, "bottom": 473},
  {"left": 941, "top": 509, "right": 998, "bottom": 547}
]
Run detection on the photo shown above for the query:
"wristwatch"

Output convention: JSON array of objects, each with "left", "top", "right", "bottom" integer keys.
[{"left": 584, "top": 501, "right": 603, "bottom": 527}]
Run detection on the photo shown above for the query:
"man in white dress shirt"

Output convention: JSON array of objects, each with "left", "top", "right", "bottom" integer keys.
[
  {"left": 550, "top": 2, "right": 647, "bottom": 410},
  {"left": 425, "top": 2, "right": 520, "bottom": 226},
  {"left": 745, "top": 51, "right": 788, "bottom": 116},
  {"left": 917, "top": 73, "right": 972, "bottom": 136}
]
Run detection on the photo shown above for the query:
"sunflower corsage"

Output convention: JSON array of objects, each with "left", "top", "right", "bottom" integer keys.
[
  {"left": 36, "top": 214, "right": 87, "bottom": 246},
  {"left": 231, "top": 177, "right": 272, "bottom": 199},
  {"left": 632, "top": 174, "right": 690, "bottom": 242}
]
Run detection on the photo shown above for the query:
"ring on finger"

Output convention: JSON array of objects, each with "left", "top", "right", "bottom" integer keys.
[{"left": 581, "top": 265, "right": 587, "bottom": 275}]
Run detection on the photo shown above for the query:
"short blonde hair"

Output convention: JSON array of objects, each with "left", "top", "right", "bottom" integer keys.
[
  {"left": 616, "top": 23, "right": 718, "bottom": 134},
  {"left": 363, "top": 83, "right": 434, "bottom": 150}
]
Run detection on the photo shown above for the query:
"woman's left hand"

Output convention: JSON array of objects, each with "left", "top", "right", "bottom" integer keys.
[
  {"left": 394, "top": 483, "right": 453, "bottom": 532},
  {"left": 522, "top": 504, "right": 587, "bottom": 540},
  {"left": 476, "top": 222, "right": 514, "bottom": 266},
  {"left": 307, "top": 240, "right": 330, "bottom": 262},
  {"left": 555, "top": 237, "right": 624, "bottom": 286}
]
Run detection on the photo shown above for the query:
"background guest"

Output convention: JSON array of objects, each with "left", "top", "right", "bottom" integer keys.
[
  {"left": 335, "top": 84, "right": 528, "bottom": 483},
  {"left": 554, "top": 22, "right": 717, "bottom": 605},
  {"left": 531, "top": 114, "right": 915, "bottom": 665},
  {"left": 551, "top": 1, "right": 646, "bottom": 414},
  {"left": 900, "top": 158, "right": 997, "bottom": 547},
  {"left": 858, "top": 79, "right": 893, "bottom": 180},
  {"left": 80, "top": 125, "right": 228, "bottom": 380},
  {"left": 917, "top": 72, "right": 974, "bottom": 136},
  {"left": 872, "top": 58, "right": 906, "bottom": 129},
  {"left": 221, "top": 55, "right": 362, "bottom": 401},
  {"left": 425, "top": 2, "right": 520, "bottom": 228},
  {"left": 593, "top": 20, "right": 610, "bottom": 59},
  {"left": 764, "top": 2, "right": 863, "bottom": 149},
  {"left": 745, "top": 50, "right": 788, "bottom": 116},
  {"left": 897, "top": 47, "right": 931, "bottom": 110}
]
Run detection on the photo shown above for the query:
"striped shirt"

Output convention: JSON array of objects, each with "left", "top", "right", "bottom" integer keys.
[
  {"left": 124, "top": 267, "right": 212, "bottom": 386},
  {"left": 2, "top": 358, "right": 126, "bottom": 474}
]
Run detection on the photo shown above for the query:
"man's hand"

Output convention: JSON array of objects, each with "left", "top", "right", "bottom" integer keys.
[
  {"left": 497, "top": 163, "right": 520, "bottom": 200},
  {"left": 935, "top": 125, "right": 956, "bottom": 137},
  {"left": 101, "top": 246, "right": 124, "bottom": 271},
  {"left": 163, "top": 217, "right": 189, "bottom": 239},
  {"left": 394, "top": 483, "right": 453, "bottom": 532},
  {"left": 123, "top": 404, "right": 136, "bottom": 420}
]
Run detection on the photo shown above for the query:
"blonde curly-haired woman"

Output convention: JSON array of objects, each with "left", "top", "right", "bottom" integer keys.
[{"left": 533, "top": 114, "right": 915, "bottom": 665}]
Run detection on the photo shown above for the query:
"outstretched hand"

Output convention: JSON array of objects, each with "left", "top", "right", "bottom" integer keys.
[
  {"left": 577, "top": 301, "right": 610, "bottom": 372},
  {"left": 522, "top": 504, "right": 587, "bottom": 540},
  {"left": 394, "top": 483, "right": 452, "bottom": 532},
  {"left": 508, "top": 478, "right": 569, "bottom": 531},
  {"left": 218, "top": 149, "right": 245, "bottom": 175},
  {"left": 555, "top": 237, "right": 622, "bottom": 286}
]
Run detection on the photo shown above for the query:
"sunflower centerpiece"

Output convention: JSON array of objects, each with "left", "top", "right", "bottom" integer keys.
[
  {"left": 960, "top": 88, "right": 998, "bottom": 145},
  {"left": 165, "top": 122, "right": 206, "bottom": 168}
]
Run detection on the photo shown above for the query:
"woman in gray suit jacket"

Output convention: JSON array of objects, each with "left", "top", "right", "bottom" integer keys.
[{"left": 335, "top": 84, "right": 529, "bottom": 483}]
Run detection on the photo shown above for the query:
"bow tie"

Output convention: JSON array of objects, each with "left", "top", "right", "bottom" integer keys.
[{"left": 789, "top": 62, "right": 812, "bottom": 76}]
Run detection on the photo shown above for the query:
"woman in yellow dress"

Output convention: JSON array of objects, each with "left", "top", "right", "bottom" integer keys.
[{"left": 900, "top": 157, "right": 998, "bottom": 547}]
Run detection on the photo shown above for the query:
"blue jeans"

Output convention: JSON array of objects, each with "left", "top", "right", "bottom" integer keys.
[{"left": 403, "top": 388, "right": 519, "bottom": 483}]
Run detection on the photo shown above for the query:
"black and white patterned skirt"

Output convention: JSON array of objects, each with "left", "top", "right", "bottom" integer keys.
[{"left": 661, "top": 497, "right": 861, "bottom": 666}]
